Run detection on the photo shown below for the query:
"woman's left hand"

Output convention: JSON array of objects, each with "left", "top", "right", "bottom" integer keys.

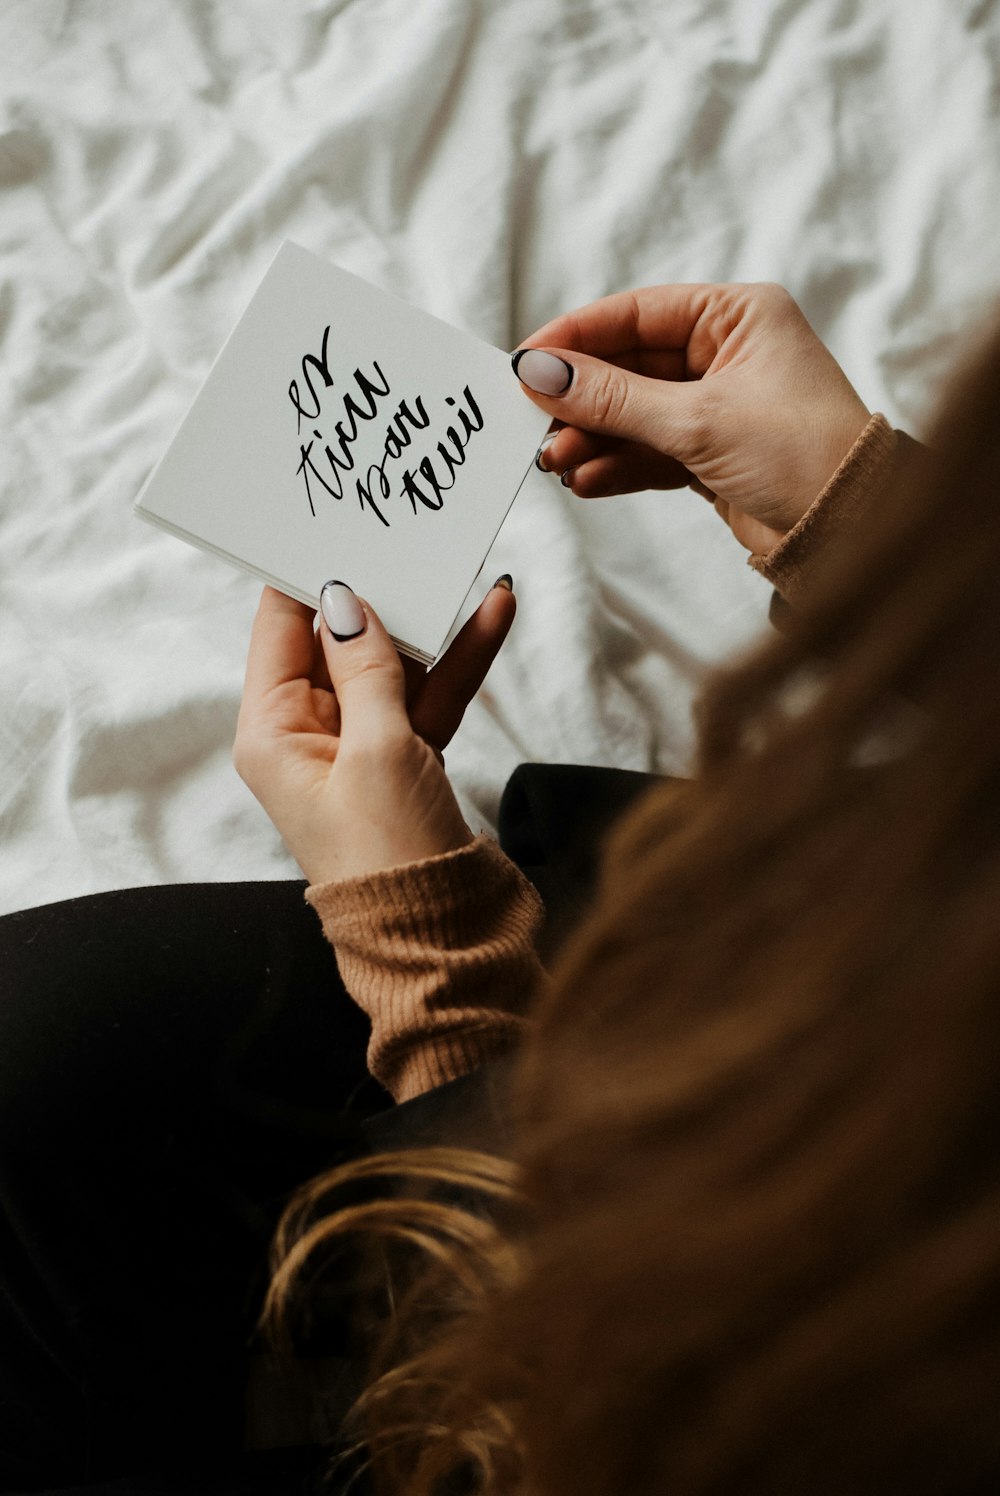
[{"left": 233, "top": 578, "right": 515, "bottom": 886}]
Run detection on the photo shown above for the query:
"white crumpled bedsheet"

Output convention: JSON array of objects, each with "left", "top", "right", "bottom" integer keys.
[{"left": 2, "top": 0, "right": 999, "bottom": 913}]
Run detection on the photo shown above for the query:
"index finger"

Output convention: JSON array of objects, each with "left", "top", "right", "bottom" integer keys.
[
  {"left": 518, "top": 283, "right": 719, "bottom": 361},
  {"left": 242, "top": 586, "right": 317, "bottom": 703}
]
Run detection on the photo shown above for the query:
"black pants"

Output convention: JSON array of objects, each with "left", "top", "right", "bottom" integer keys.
[{"left": 0, "top": 765, "right": 660, "bottom": 1494}]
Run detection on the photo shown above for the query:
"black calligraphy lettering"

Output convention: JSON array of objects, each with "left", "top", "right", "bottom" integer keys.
[
  {"left": 288, "top": 325, "right": 335, "bottom": 433},
  {"left": 395, "top": 396, "right": 430, "bottom": 438},
  {"left": 315, "top": 434, "right": 350, "bottom": 484},
  {"left": 291, "top": 353, "right": 394, "bottom": 516},
  {"left": 297, "top": 440, "right": 343, "bottom": 517},
  {"left": 416, "top": 456, "right": 450, "bottom": 508},
  {"left": 436, "top": 425, "right": 469, "bottom": 485},
  {"left": 355, "top": 460, "right": 392, "bottom": 528},
  {"left": 383, "top": 396, "right": 430, "bottom": 461},
  {"left": 288, "top": 331, "right": 485, "bottom": 526},
  {"left": 445, "top": 386, "right": 485, "bottom": 441},
  {"left": 329, "top": 363, "right": 391, "bottom": 471},
  {"left": 401, "top": 466, "right": 438, "bottom": 514},
  {"left": 397, "top": 386, "right": 484, "bottom": 516}
]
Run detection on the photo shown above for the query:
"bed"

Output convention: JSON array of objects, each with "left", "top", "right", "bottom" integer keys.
[{"left": 2, "top": 0, "right": 999, "bottom": 914}]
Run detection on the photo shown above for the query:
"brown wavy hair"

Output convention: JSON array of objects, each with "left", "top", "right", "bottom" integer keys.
[{"left": 264, "top": 315, "right": 1000, "bottom": 1495}]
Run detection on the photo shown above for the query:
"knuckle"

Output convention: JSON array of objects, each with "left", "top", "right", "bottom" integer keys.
[
  {"left": 588, "top": 365, "right": 630, "bottom": 429},
  {"left": 675, "top": 383, "right": 721, "bottom": 460},
  {"left": 385, "top": 734, "right": 421, "bottom": 774},
  {"left": 753, "top": 281, "right": 797, "bottom": 315},
  {"left": 338, "top": 652, "right": 403, "bottom": 691},
  {"left": 373, "top": 718, "right": 415, "bottom": 756},
  {"left": 341, "top": 725, "right": 416, "bottom": 774}
]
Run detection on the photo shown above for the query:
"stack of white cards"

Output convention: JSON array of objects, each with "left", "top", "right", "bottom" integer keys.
[{"left": 135, "top": 241, "right": 550, "bottom": 664}]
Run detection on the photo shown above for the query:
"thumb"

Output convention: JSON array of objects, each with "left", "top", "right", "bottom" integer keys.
[
  {"left": 511, "top": 346, "right": 695, "bottom": 457},
  {"left": 318, "top": 580, "right": 410, "bottom": 746}
]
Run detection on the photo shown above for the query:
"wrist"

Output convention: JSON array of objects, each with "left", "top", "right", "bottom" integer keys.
[
  {"left": 773, "top": 401, "right": 872, "bottom": 537},
  {"left": 748, "top": 412, "right": 897, "bottom": 605},
  {"left": 303, "top": 823, "right": 479, "bottom": 895},
  {"left": 296, "top": 806, "right": 474, "bottom": 887}
]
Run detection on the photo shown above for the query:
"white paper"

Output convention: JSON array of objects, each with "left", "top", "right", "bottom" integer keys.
[{"left": 135, "top": 241, "right": 551, "bottom": 663}]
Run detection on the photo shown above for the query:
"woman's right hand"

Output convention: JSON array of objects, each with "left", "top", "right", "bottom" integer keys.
[{"left": 512, "top": 283, "right": 870, "bottom": 555}]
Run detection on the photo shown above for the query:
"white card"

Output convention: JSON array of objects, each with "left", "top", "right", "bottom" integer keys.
[{"left": 134, "top": 241, "right": 550, "bottom": 664}]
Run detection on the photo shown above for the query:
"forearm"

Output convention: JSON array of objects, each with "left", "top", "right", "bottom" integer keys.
[{"left": 306, "top": 835, "right": 547, "bottom": 1103}]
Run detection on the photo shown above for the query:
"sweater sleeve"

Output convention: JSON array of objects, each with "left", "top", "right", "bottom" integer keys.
[
  {"left": 305, "top": 835, "right": 547, "bottom": 1103},
  {"left": 748, "top": 412, "right": 898, "bottom": 606}
]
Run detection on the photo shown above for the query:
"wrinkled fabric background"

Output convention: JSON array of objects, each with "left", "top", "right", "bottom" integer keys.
[{"left": 2, "top": 0, "right": 999, "bottom": 913}]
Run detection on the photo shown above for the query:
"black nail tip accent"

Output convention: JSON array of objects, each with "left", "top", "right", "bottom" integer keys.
[
  {"left": 493, "top": 573, "right": 513, "bottom": 591},
  {"left": 511, "top": 349, "right": 574, "bottom": 395},
  {"left": 321, "top": 578, "right": 353, "bottom": 594},
  {"left": 330, "top": 626, "right": 365, "bottom": 642}
]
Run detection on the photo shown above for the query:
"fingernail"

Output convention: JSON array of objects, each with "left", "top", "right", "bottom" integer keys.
[
  {"left": 492, "top": 573, "right": 513, "bottom": 591},
  {"left": 320, "top": 579, "right": 366, "bottom": 641},
  {"left": 512, "top": 349, "right": 574, "bottom": 396},
  {"left": 560, "top": 469, "right": 575, "bottom": 489},
  {"left": 534, "top": 433, "right": 558, "bottom": 471}
]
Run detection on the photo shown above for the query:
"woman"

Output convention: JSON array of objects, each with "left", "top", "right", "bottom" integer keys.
[
  {"left": 3, "top": 283, "right": 997, "bottom": 1492},
  {"left": 233, "top": 282, "right": 883, "bottom": 1102},
  {"left": 237, "top": 282, "right": 1000, "bottom": 1493}
]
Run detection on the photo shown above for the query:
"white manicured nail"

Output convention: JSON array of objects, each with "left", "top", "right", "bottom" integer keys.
[
  {"left": 320, "top": 580, "right": 366, "bottom": 640},
  {"left": 512, "top": 349, "right": 574, "bottom": 396}
]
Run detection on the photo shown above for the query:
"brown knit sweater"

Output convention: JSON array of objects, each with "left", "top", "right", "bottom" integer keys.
[
  {"left": 306, "top": 835, "right": 546, "bottom": 1102},
  {"left": 306, "top": 413, "right": 900, "bottom": 1102}
]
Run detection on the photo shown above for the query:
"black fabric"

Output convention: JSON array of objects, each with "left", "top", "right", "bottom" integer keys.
[
  {"left": 498, "top": 762, "right": 662, "bottom": 960},
  {"left": 2, "top": 1448, "right": 330, "bottom": 1496},
  {"left": 0, "top": 763, "right": 659, "bottom": 1495},
  {"left": 0, "top": 880, "right": 389, "bottom": 1490},
  {"left": 361, "top": 1054, "right": 516, "bottom": 1159}
]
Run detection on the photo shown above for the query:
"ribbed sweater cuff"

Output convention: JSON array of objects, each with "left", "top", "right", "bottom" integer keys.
[
  {"left": 749, "top": 412, "right": 897, "bottom": 605},
  {"left": 305, "top": 835, "right": 546, "bottom": 1103}
]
